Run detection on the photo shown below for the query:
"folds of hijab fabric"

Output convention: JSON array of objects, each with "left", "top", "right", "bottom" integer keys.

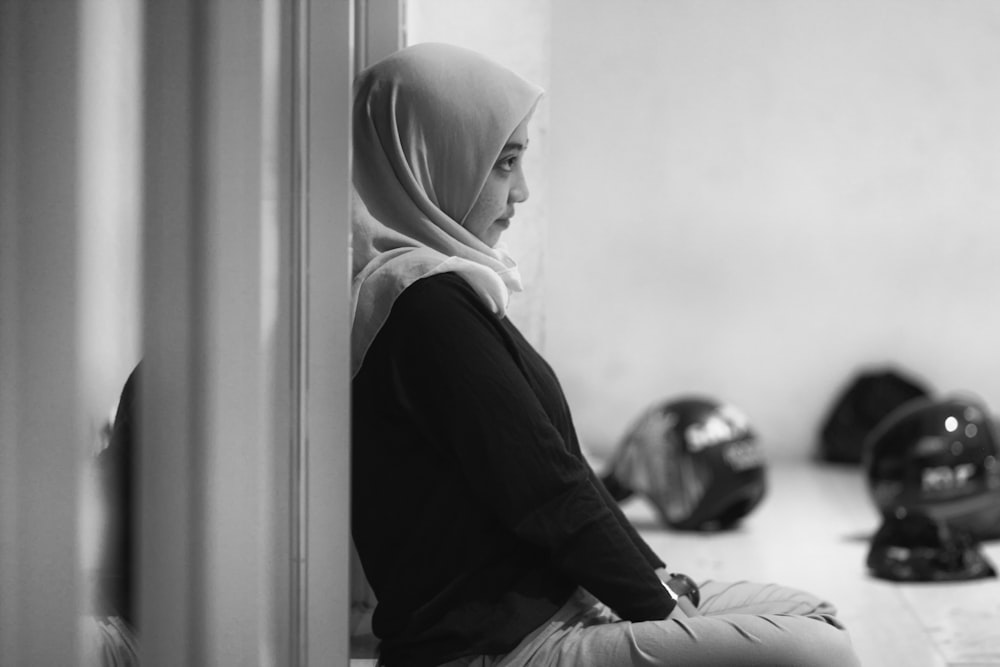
[{"left": 350, "top": 42, "right": 544, "bottom": 377}]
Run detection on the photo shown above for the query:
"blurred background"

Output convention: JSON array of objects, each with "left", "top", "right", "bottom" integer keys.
[{"left": 410, "top": 0, "right": 1000, "bottom": 461}]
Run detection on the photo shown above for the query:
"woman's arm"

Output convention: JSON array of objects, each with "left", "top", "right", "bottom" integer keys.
[
  {"left": 385, "top": 275, "right": 675, "bottom": 621},
  {"left": 590, "top": 466, "right": 666, "bottom": 570},
  {"left": 655, "top": 568, "right": 700, "bottom": 618}
]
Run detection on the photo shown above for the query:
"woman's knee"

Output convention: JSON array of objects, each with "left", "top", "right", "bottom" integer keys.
[{"left": 787, "top": 617, "right": 861, "bottom": 667}]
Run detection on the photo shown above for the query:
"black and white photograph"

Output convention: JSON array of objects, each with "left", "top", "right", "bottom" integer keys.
[{"left": 2, "top": 1, "right": 999, "bottom": 665}]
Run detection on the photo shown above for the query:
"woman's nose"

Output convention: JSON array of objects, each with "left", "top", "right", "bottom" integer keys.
[{"left": 510, "top": 166, "right": 530, "bottom": 203}]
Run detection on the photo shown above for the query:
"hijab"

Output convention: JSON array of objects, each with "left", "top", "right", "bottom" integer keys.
[{"left": 351, "top": 42, "right": 544, "bottom": 377}]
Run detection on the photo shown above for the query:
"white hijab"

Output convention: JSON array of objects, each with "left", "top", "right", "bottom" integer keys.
[{"left": 351, "top": 43, "right": 544, "bottom": 377}]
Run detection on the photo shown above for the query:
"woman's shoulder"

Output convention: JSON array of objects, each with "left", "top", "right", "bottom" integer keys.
[
  {"left": 380, "top": 271, "right": 506, "bottom": 354},
  {"left": 394, "top": 271, "right": 494, "bottom": 320}
]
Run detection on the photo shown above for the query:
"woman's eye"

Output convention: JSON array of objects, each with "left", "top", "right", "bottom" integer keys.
[{"left": 496, "top": 155, "right": 518, "bottom": 172}]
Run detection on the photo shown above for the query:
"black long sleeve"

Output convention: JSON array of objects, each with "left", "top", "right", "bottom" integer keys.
[{"left": 352, "top": 274, "right": 672, "bottom": 666}]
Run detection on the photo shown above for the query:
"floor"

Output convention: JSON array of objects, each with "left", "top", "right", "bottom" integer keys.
[
  {"left": 625, "top": 460, "right": 1000, "bottom": 667},
  {"left": 351, "top": 460, "right": 1000, "bottom": 666}
]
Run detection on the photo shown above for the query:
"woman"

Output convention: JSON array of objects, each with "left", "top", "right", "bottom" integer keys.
[{"left": 350, "top": 42, "right": 860, "bottom": 667}]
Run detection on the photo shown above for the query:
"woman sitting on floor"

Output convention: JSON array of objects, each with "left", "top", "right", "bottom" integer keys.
[{"left": 350, "top": 41, "right": 862, "bottom": 667}]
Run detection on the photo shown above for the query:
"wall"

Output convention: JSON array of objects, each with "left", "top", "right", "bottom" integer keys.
[
  {"left": 404, "top": 0, "right": 1000, "bottom": 462},
  {"left": 546, "top": 0, "right": 1000, "bottom": 460}
]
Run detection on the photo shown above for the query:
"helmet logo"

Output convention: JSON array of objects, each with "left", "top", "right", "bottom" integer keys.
[
  {"left": 723, "top": 439, "right": 765, "bottom": 470},
  {"left": 685, "top": 405, "right": 750, "bottom": 451},
  {"left": 921, "top": 463, "right": 976, "bottom": 492}
]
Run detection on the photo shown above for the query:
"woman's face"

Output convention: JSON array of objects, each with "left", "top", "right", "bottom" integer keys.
[{"left": 462, "top": 117, "right": 531, "bottom": 248}]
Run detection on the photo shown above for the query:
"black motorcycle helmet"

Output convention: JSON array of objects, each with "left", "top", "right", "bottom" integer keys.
[
  {"left": 863, "top": 394, "right": 1000, "bottom": 581},
  {"left": 601, "top": 396, "right": 767, "bottom": 531}
]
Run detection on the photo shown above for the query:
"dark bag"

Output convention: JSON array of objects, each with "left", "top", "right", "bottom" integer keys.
[{"left": 819, "top": 367, "right": 931, "bottom": 464}]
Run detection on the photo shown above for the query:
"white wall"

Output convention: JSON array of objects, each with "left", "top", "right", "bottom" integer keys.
[
  {"left": 546, "top": 0, "right": 1000, "bottom": 460},
  {"left": 405, "top": 1, "right": 1000, "bottom": 461}
]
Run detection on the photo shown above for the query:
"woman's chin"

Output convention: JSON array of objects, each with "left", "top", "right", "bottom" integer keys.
[{"left": 486, "top": 222, "right": 510, "bottom": 247}]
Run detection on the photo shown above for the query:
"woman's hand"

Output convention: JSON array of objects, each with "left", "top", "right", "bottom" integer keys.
[
  {"left": 667, "top": 595, "right": 700, "bottom": 619},
  {"left": 657, "top": 567, "right": 701, "bottom": 619}
]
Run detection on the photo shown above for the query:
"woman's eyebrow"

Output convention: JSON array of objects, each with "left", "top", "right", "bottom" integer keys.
[{"left": 502, "top": 138, "right": 529, "bottom": 152}]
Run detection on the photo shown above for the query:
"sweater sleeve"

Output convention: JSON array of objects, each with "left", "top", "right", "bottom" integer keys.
[
  {"left": 590, "top": 466, "right": 667, "bottom": 571},
  {"left": 384, "top": 276, "right": 674, "bottom": 621}
]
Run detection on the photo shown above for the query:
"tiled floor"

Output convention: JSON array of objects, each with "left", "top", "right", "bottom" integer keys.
[
  {"left": 352, "top": 460, "right": 1000, "bottom": 666},
  {"left": 626, "top": 460, "right": 1000, "bottom": 667}
]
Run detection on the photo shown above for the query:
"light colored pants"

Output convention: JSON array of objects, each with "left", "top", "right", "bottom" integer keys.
[{"left": 442, "top": 581, "right": 861, "bottom": 667}]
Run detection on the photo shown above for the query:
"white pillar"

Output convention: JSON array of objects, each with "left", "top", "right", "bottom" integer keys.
[
  {"left": 298, "top": 1, "right": 356, "bottom": 664},
  {"left": 0, "top": 1, "right": 134, "bottom": 664},
  {"left": 139, "top": 0, "right": 354, "bottom": 665},
  {"left": 0, "top": 0, "right": 84, "bottom": 662}
]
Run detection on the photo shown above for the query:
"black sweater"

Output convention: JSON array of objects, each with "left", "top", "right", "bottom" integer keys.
[{"left": 352, "top": 273, "right": 673, "bottom": 666}]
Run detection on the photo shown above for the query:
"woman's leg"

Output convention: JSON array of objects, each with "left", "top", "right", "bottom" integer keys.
[
  {"left": 519, "top": 581, "right": 860, "bottom": 667},
  {"left": 697, "top": 579, "right": 843, "bottom": 622}
]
